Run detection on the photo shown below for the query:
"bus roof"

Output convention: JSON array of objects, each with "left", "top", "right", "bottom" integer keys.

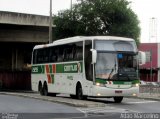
[{"left": 33, "top": 36, "right": 135, "bottom": 50}]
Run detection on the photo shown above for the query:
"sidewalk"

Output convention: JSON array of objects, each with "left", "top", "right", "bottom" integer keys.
[
  {"left": 137, "top": 85, "right": 160, "bottom": 101},
  {"left": 0, "top": 90, "right": 159, "bottom": 108},
  {"left": 0, "top": 90, "right": 105, "bottom": 108},
  {"left": 136, "top": 93, "right": 160, "bottom": 101}
]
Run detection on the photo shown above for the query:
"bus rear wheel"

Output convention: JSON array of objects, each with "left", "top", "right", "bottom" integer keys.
[
  {"left": 43, "top": 83, "right": 48, "bottom": 96},
  {"left": 49, "top": 93, "right": 57, "bottom": 97},
  {"left": 113, "top": 96, "right": 123, "bottom": 103},
  {"left": 38, "top": 82, "right": 43, "bottom": 96},
  {"left": 70, "top": 94, "right": 76, "bottom": 99}
]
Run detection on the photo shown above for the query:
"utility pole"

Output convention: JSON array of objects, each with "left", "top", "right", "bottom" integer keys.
[
  {"left": 49, "top": 0, "right": 53, "bottom": 43},
  {"left": 70, "top": 0, "right": 73, "bottom": 20},
  {"left": 150, "top": 49, "right": 152, "bottom": 95},
  {"left": 71, "top": 0, "right": 73, "bottom": 11},
  {"left": 150, "top": 49, "right": 153, "bottom": 82}
]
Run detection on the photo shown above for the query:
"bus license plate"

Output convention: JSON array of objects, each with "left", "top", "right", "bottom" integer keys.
[{"left": 115, "top": 90, "right": 122, "bottom": 93}]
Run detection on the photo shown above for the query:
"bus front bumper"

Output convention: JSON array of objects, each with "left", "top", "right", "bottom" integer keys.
[{"left": 91, "top": 86, "right": 139, "bottom": 97}]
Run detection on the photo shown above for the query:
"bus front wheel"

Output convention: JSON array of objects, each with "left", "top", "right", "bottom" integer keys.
[
  {"left": 113, "top": 96, "right": 123, "bottom": 103},
  {"left": 76, "top": 85, "right": 84, "bottom": 100},
  {"left": 70, "top": 94, "right": 76, "bottom": 99}
]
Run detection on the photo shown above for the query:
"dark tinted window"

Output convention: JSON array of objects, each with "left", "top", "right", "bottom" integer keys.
[
  {"left": 36, "top": 48, "right": 49, "bottom": 64},
  {"left": 49, "top": 46, "right": 58, "bottom": 62},
  {"left": 85, "top": 40, "right": 93, "bottom": 81},
  {"left": 33, "top": 50, "right": 37, "bottom": 64},
  {"left": 32, "top": 41, "right": 83, "bottom": 64}
]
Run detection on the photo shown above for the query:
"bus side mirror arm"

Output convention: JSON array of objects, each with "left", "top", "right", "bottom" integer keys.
[{"left": 90, "top": 49, "right": 97, "bottom": 64}]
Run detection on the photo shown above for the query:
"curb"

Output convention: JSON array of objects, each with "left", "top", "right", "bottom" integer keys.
[
  {"left": 0, "top": 91, "right": 159, "bottom": 107},
  {"left": 127, "top": 95, "right": 160, "bottom": 101},
  {"left": 0, "top": 91, "right": 105, "bottom": 108}
]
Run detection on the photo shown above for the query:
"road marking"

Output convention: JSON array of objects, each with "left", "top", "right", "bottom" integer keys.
[
  {"left": 77, "top": 106, "right": 127, "bottom": 113},
  {"left": 126, "top": 100, "right": 158, "bottom": 104},
  {"left": 77, "top": 100, "right": 158, "bottom": 117},
  {"left": 77, "top": 107, "right": 127, "bottom": 118}
]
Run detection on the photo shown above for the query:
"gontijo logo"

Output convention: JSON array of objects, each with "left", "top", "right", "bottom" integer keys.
[
  {"left": 64, "top": 64, "right": 77, "bottom": 72},
  {"left": 64, "top": 62, "right": 82, "bottom": 73}
]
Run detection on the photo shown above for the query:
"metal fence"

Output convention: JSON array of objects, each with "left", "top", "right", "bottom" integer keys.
[{"left": 139, "top": 85, "right": 160, "bottom": 94}]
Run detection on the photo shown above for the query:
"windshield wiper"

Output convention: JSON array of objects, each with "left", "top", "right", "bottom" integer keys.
[
  {"left": 108, "top": 68, "right": 113, "bottom": 80},
  {"left": 108, "top": 58, "right": 116, "bottom": 80}
]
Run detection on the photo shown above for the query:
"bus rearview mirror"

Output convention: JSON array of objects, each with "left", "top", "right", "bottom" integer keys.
[{"left": 90, "top": 49, "right": 97, "bottom": 64}]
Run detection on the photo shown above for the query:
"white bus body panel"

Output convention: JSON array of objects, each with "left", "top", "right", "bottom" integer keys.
[{"left": 90, "top": 86, "right": 139, "bottom": 97}]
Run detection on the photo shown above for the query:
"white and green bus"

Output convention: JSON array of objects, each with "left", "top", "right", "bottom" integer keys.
[{"left": 31, "top": 36, "right": 140, "bottom": 103}]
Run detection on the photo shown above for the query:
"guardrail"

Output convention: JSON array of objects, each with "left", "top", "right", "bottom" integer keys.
[{"left": 140, "top": 85, "right": 160, "bottom": 94}]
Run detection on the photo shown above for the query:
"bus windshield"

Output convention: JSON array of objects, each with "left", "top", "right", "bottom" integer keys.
[
  {"left": 94, "top": 39, "right": 138, "bottom": 81},
  {"left": 95, "top": 52, "right": 138, "bottom": 81},
  {"left": 95, "top": 53, "right": 117, "bottom": 80}
]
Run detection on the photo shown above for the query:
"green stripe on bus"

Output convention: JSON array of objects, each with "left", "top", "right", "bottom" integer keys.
[
  {"left": 56, "top": 64, "right": 64, "bottom": 73},
  {"left": 32, "top": 62, "right": 83, "bottom": 74},
  {"left": 32, "top": 65, "right": 44, "bottom": 74},
  {"left": 96, "top": 78, "right": 106, "bottom": 84},
  {"left": 56, "top": 62, "right": 83, "bottom": 73},
  {"left": 49, "top": 65, "right": 53, "bottom": 73},
  {"left": 96, "top": 78, "right": 140, "bottom": 85},
  {"left": 51, "top": 74, "right": 54, "bottom": 84}
]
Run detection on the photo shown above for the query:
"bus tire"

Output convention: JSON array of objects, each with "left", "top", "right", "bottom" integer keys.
[
  {"left": 49, "top": 93, "right": 57, "bottom": 97},
  {"left": 70, "top": 94, "right": 76, "bottom": 99},
  {"left": 38, "top": 82, "right": 43, "bottom": 96},
  {"left": 76, "top": 84, "right": 83, "bottom": 100},
  {"left": 43, "top": 82, "right": 48, "bottom": 96},
  {"left": 83, "top": 96, "right": 88, "bottom": 100},
  {"left": 52, "top": 93, "right": 56, "bottom": 96},
  {"left": 113, "top": 96, "right": 123, "bottom": 103}
]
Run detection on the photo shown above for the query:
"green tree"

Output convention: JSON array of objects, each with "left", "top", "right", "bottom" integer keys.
[{"left": 54, "top": 0, "right": 140, "bottom": 44}]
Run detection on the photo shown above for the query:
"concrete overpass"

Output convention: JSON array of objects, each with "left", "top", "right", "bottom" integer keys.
[
  {"left": 0, "top": 11, "right": 51, "bottom": 89},
  {"left": 0, "top": 11, "right": 50, "bottom": 42}
]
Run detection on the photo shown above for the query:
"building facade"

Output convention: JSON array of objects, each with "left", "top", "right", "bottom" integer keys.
[
  {"left": 0, "top": 11, "right": 50, "bottom": 89},
  {"left": 139, "top": 43, "right": 160, "bottom": 82}
]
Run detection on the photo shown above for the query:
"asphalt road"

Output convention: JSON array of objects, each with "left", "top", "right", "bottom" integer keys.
[
  {"left": 0, "top": 94, "right": 160, "bottom": 119},
  {"left": 87, "top": 97, "right": 160, "bottom": 113},
  {"left": 0, "top": 94, "right": 84, "bottom": 119}
]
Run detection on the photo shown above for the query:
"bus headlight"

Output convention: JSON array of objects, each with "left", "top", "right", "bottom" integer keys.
[
  {"left": 132, "top": 83, "right": 139, "bottom": 87},
  {"left": 96, "top": 82, "right": 105, "bottom": 87}
]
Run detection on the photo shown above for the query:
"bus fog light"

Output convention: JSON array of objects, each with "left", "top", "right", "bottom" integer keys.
[
  {"left": 96, "top": 83, "right": 105, "bottom": 87},
  {"left": 132, "top": 83, "right": 139, "bottom": 87},
  {"left": 132, "top": 93, "right": 137, "bottom": 96},
  {"left": 97, "top": 93, "right": 101, "bottom": 96},
  {"left": 135, "top": 83, "right": 139, "bottom": 87},
  {"left": 96, "top": 83, "right": 100, "bottom": 86}
]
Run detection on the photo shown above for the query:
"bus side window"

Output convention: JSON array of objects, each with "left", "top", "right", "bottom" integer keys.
[
  {"left": 43, "top": 48, "right": 49, "bottom": 63},
  {"left": 68, "top": 45, "right": 74, "bottom": 61},
  {"left": 63, "top": 43, "right": 80, "bottom": 62},
  {"left": 75, "top": 48, "right": 82, "bottom": 60},
  {"left": 63, "top": 45, "right": 71, "bottom": 61},
  {"left": 49, "top": 47, "right": 58, "bottom": 63},
  {"left": 33, "top": 50, "right": 37, "bottom": 64},
  {"left": 36, "top": 48, "right": 49, "bottom": 64},
  {"left": 57, "top": 46, "right": 64, "bottom": 62},
  {"left": 85, "top": 40, "right": 93, "bottom": 81},
  {"left": 37, "top": 49, "right": 43, "bottom": 64},
  {"left": 75, "top": 42, "right": 83, "bottom": 61},
  {"left": 72, "top": 45, "right": 76, "bottom": 60}
]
